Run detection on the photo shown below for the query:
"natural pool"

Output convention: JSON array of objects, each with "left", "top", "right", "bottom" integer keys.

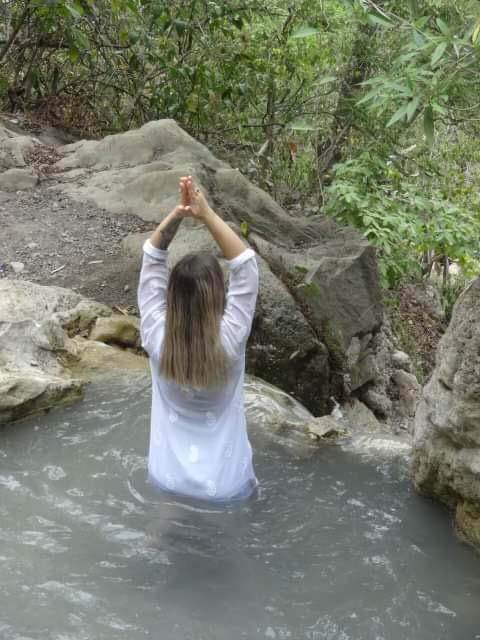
[{"left": 1, "top": 375, "right": 479, "bottom": 640}]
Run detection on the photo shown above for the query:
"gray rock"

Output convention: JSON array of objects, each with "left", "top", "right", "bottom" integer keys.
[
  {"left": 0, "top": 125, "right": 40, "bottom": 169},
  {"left": 0, "top": 167, "right": 39, "bottom": 191},
  {"left": 361, "top": 387, "right": 392, "bottom": 417},
  {"left": 54, "top": 299, "right": 112, "bottom": 336},
  {"left": 89, "top": 314, "right": 140, "bottom": 348},
  {"left": 392, "top": 349, "right": 412, "bottom": 372},
  {"left": 10, "top": 261, "right": 25, "bottom": 273},
  {"left": 403, "top": 280, "right": 445, "bottom": 322},
  {"left": 0, "top": 370, "right": 82, "bottom": 424},
  {"left": 412, "top": 277, "right": 480, "bottom": 548},
  {"left": 53, "top": 119, "right": 383, "bottom": 415},
  {"left": 391, "top": 369, "right": 421, "bottom": 418},
  {"left": 305, "top": 416, "right": 346, "bottom": 441},
  {"left": 343, "top": 398, "right": 381, "bottom": 432},
  {"left": 0, "top": 280, "right": 111, "bottom": 423}
]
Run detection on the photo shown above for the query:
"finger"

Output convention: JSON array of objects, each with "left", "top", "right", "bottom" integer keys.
[
  {"left": 180, "top": 181, "right": 189, "bottom": 206},
  {"left": 186, "top": 179, "right": 195, "bottom": 202}
]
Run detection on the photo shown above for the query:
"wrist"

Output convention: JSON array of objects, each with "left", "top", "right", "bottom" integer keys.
[
  {"left": 201, "top": 206, "right": 217, "bottom": 223},
  {"left": 159, "top": 208, "right": 181, "bottom": 229}
]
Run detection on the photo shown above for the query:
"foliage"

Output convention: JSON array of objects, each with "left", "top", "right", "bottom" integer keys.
[
  {"left": 325, "top": 148, "right": 480, "bottom": 287},
  {"left": 1, "top": 0, "right": 479, "bottom": 290}
]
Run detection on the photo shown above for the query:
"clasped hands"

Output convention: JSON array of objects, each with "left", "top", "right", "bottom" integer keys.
[{"left": 174, "top": 176, "right": 211, "bottom": 222}]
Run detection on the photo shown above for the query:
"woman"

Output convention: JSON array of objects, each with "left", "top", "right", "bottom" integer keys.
[{"left": 138, "top": 176, "right": 259, "bottom": 501}]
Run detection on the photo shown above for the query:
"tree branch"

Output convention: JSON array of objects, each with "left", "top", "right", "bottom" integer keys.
[{"left": 0, "top": 0, "right": 31, "bottom": 64}]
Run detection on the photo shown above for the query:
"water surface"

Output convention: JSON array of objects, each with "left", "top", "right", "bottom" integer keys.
[{"left": 1, "top": 375, "right": 479, "bottom": 639}]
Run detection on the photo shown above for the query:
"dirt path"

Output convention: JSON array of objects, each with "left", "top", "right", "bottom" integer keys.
[{"left": 0, "top": 185, "right": 151, "bottom": 310}]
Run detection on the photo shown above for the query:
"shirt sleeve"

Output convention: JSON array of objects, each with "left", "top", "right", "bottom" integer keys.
[
  {"left": 221, "top": 248, "right": 259, "bottom": 360},
  {"left": 137, "top": 239, "right": 169, "bottom": 358}
]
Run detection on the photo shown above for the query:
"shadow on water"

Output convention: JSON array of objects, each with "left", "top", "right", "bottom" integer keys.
[{"left": 0, "top": 375, "right": 479, "bottom": 639}]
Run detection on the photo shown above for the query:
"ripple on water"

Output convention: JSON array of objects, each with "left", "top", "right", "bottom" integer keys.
[{"left": 0, "top": 378, "right": 478, "bottom": 639}]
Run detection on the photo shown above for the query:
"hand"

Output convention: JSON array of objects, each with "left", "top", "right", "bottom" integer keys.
[
  {"left": 184, "top": 176, "right": 213, "bottom": 222},
  {"left": 173, "top": 176, "right": 193, "bottom": 218}
]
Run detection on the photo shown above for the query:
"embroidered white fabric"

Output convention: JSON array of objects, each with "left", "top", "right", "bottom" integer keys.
[{"left": 138, "top": 239, "right": 259, "bottom": 501}]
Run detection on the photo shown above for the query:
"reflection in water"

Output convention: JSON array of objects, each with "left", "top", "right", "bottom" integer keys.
[{"left": 0, "top": 374, "right": 479, "bottom": 639}]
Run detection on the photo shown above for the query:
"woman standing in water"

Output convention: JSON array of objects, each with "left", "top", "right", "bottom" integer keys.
[{"left": 138, "top": 177, "right": 259, "bottom": 501}]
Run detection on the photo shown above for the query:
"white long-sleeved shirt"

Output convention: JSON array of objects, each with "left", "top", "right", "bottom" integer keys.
[{"left": 138, "top": 239, "right": 259, "bottom": 501}]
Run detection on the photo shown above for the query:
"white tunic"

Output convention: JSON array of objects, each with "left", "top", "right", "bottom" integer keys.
[{"left": 138, "top": 240, "right": 259, "bottom": 501}]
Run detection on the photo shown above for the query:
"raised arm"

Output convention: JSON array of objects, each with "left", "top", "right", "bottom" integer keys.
[
  {"left": 184, "top": 178, "right": 259, "bottom": 358},
  {"left": 137, "top": 178, "right": 190, "bottom": 357},
  {"left": 185, "top": 177, "right": 246, "bottom": 259}
]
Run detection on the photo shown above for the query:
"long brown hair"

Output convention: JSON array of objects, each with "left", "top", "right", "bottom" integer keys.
[{"left": 160, "top": 253, "right": 228, "bottom": 388}]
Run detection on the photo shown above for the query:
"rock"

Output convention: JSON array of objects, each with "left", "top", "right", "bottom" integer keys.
[
  {"left": 0, "top": 371, "right": 82, "bottom": 424},
  {"left": 251, "top": 231, "right": 383, "bottom": 346},
  {"left": 343, "top": 398, "right": 381, "bottom": 432},
  {"left": 70, "top": 338, "right": 148, "bottom": 382},
  {"left": 392, "top": 349, "right": 412, "bottom": 372},
  {"left": 0, "top": 125, "right": 40, "bottom": 169},
  {"left": 305, "top": 416, "right": 346, "bottom": 441},
  {"left": 340, "top": 397, "right": 412, "bottom": 459},
  {"left": 0, "top": 279, "right": 113, "bottom": 424},
  {"left": 52, "top": 119, "right": 383, "bottom": 415},
  {"left": 391, "top": 369, "right": 421, "bottom": 418},
  {"left": 360, "top": 388, "right": 392, "bottom": 417},
  {"left": 244, "top": 376, "right": 318, "bottom": 459},
  {"left": 0, "top": 167, "right": 39, "bottom": 191},
  {"left": 10, "top": 261, "right": 25, "bottom": 274},
  {"left": 89, "top": 314, "right": 140, "bottom": 348},
  {"left": 412, "top": 278, "right": 480, "bottom": 548},
  {"left": 403, "top": 280, "right": 445, "bottom": 322},
  {"left": 455, "top": 501, "right": 480, "bottom": 547},
  {"left": 54, "top": 299, "right": 112, "bottom": 336}
]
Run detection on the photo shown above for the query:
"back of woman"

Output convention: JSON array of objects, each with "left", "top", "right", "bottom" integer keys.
[{"left": 137, "top": 177, "right": 259, "bottom": 501}]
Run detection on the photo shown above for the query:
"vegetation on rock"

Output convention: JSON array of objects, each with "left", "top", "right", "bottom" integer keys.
[{"left": 1, "top": 0, "right": 479, "bottom": 289}]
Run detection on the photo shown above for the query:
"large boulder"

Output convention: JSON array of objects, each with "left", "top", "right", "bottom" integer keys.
[
  {"left": 52, "top": 119, "right": 383, "bottom": 415},
  {"left": 0, "top": 125, "right": 39, "bottom": 170},
  {"left": 0, "top": 279, "right": 114, "bottom": 423},
  {"left": 0, "top": 125, "right": 40, "bottom": 190},
  {"left": 412, "top": 278, "right": 480, "bottom": 547}
]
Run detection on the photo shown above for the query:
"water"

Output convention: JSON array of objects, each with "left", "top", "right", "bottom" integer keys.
[{"left": 1, "top": 375, "right": 479, "bottom": 640}]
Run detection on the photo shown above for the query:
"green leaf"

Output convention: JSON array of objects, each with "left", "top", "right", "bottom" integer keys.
[
  {"left": 174, "top": 19, "right": 187, "bottom": 35},
  {"left": 357, "top": 87, "right": 381, "bottom": 106},
  {"left": 289, "top": 119, "right": 317, "bottom": 131},
  {"left": 240, "top": 222, "right": 250, "bottom": 238},
  {"left": 68, "top": 47, "right": 80, "bottom": 63},
  {"left": 413, "top": 31, "right": 425, "bottom": 48},
  {"left": 431, "top": 41, "right": 448, "bottom": 66},
  {"left": 290, "top": 26, "right": 321, "bottom": 39},
  {"left": 408, "top": 0, "right": 418, "bottom": 15},
  {"left": 367, "top": 13, "right": 392, "bottom": 28},
  {"left": 186, "top": 93, "right": 199, "bottom": 112},
  {"left": 386, "top": 103, "right": 409, "bottom": 127},
  {"left": 436, "top": 18, "right": 449, "bottom": 36},
  {"left": 318, "top": 76, "right": 336, "bottom": 85},
  {"left": 472, "top": 21, "right": 480, "bottom": 44},
  {"left": 294, "top": 265, "right": 309, "bottom": 274},
  {"left": 431, "top": 101, "right": 446, "bottom": 115},
  {"left": 406, "top": 96, "right": 420, "bottom": 121},
  {"left": 65, "top": 2, "right": 84, "bottom": 19},
  {"left": 298, "top": 282, "right": 320, "bottom": 298},
  {"left": 423, "top": 105, "right": 435, "bottom": 145}
]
